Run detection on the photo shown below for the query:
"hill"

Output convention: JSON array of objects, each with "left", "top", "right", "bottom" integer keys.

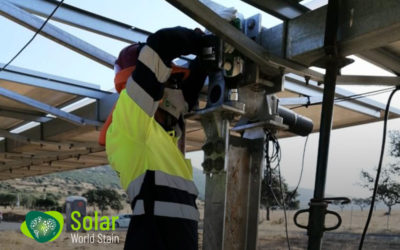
[{"left": 2, "top": 165, "right": 396, "bottom": 211}]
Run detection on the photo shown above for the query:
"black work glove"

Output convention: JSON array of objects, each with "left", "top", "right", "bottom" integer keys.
[{"left": 181, "top": 57, "right": 208, "bottom": 111}]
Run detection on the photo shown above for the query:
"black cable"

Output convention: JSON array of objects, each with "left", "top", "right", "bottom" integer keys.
[
  {"left": 277, "top": 161, "right": 291, "bottom": 250},
  {"left": 335, "top": 87, "right": 396, "bottom": 103},
  {"left": 0, "top": 0, "right": 65, "bottom": 73},
  {"left": 264, "top": 130, "right": 291, "bottom": 250},
  {"left": 358, "top": 86, "right": 400, "bottom": 250},
  {"left": 287, "top": 135, "right": 309, "bottom": 202},
  {"left": 290, "top": 87, "right": 396, "bottom": 110}
]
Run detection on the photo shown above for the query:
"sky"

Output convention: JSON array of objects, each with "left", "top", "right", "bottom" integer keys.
[{"left": 1, "top": 0, "right": 400, "bottom": 199}]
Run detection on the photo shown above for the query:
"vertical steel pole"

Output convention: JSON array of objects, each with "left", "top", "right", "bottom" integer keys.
[
  {"left": 307, "top": 0, "right": 342, "bottom": 249},
  {"left": 202, "top": 118, "right": 230, "bottom": 250},
  {"left": 307, "top": 60, "right": 338, "bottom": 250}
]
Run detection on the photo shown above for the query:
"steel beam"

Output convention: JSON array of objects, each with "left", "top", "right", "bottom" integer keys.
[
  {"left": 0, "top": 63, "right": 111, "bottom": 99},
  {"left": 1, "top": 102, "right": 99, "bottom": 153},
  {"left": 0, "top": 86, "right": 103, "bottom": 126},
  {"left": 284, "top": 74, "right": 385, "bottom": 118},
  {"left": 358, "top": 48, "right": 400, "bottom": 75},
  {"left": 1, "top": 149, "right": 95, "bottom": 160},
  {"left": 241, "top": 0, "right": 309, "bottom": 20},
  {"left": 337, "top": 75, "right": 400, "bottom": 86},
  {"left": 6, "top": 0, "right": 150, "bottom": 43},
  {"left": 166, "top": 0, "right": 325, "bottom": 82},
  {"left": 284, "top": 0, "right": 400, "bottom": 65},
  {"left": 0, "top": 128, "right": 100, "bottom": 149},
  {"left": 279, "top": 96, "right": 322, "bottom": 106},
  {"left": 0, "top": 106, "right": 51, "bottom": 123},
  {"left": 0, "top": 0, "right": 116, "bottom": 68},
  {"left": 0, "top": 147, "right": 103, "bottom": 172}
]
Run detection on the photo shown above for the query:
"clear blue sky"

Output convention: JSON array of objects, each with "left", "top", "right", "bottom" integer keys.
[{"left": 1, "top": 0, "right": 400, "bottom": 199}]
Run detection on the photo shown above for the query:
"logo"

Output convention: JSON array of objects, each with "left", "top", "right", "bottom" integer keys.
[{"left": 21, "top": 211, "right": 64, "bottom": 243}]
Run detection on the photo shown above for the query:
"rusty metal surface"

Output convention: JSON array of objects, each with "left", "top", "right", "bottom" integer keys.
[{"left": 224, "top": 144, "right": 250, "bottom": 250}]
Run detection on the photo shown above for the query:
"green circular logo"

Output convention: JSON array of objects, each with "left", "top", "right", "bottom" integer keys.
[{"left": 21, "top": 211, "right": 64, "bottom": 243}]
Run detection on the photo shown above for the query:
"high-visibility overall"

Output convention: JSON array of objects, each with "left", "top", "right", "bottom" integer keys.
[{"left": 105, "top": 27, "right": 206, "bottom": 250}]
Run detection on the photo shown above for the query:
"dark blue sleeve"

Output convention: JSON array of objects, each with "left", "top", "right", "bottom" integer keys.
[{"left": 132, "top": 27, "right": 204, "bottom": 102}]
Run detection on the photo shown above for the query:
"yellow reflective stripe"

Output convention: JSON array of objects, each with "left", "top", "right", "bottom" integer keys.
[
  {"left": 138, "top": 45, "right": 172, "bottom": 83},
  {"left": 126, "top": 173, "right": 146, "bottom": 202},
  {"left": 155, "top": 171, "right": 198, "bottom": 196},
  {"left": 126, "top": 77, "right": 159, "bottom": 117},
  {"left": 154, "top": 201, "right": 199, "bottom": 221},
  {"left": 132, "top": 199, "right": 199, "bottom": 221}
]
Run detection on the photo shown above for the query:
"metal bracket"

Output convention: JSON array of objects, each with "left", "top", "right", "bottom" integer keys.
[{"left": 294, "top": 197, "right": 350, "bottom": 232}]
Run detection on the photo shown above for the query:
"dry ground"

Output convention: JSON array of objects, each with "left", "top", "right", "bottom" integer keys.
[
  {"left": 256, "top": 209, "right": 400, "bottom": 249},
  {"left": 0, "top": 208, "right": 399, "bottom": 249}
]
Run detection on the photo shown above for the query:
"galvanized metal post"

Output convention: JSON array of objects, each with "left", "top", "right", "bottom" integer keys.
[
  {"left": 201, "top": 116, "right": 230, "bottom": 250},
  {"left": 201, "top": 123, "right": 265, "bottom": 250},
  {"left": 223, "top": 135, "right": 265, "bottom": 250},
  {"left": 244, "top": 136, "right": 265, "bottom": 250}
]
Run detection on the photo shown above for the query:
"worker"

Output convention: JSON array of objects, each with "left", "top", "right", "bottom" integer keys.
[{"left": 101, "top": 26, "right": 209, "bottom": 250}]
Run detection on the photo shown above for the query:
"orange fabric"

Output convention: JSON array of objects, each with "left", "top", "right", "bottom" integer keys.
[
  {"left": 171, "top": 64, "right": 190, "bottom": 81},
  {"left": 114, "top": 66, "right": 136, "bottom": 93}
]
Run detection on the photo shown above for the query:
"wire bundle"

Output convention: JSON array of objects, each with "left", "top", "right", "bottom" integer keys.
[{"left": 264, "top": 130, "right": 290, "bottom": 250}]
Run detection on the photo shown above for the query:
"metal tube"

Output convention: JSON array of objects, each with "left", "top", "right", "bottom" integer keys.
[
  {"left": 313, "top": 63, "right": 337, "bottom": 200},
  {"left": 307, "top": 0, "right": 341, "bottom": 249},
  {"left": 306, "top": 62, "right": 338, "bottom": 250}
]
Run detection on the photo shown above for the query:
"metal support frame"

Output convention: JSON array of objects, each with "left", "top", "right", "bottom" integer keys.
[
  {"left": 337, "top": 75, "right": 400, "bottom": 86},
  {"left": 0, "top": 128, "right": 100, "bottom": 149},
  {"left": 358, "top": 48, "right": 400, "bottom": 75},
  {"left": 284, "top": 0, "right": 400, "bottom": 65},
  {"left": 306, "top": 1, "right": 348, "bottom": 249},
  {"left": 201, "top": 114, "right": 230, "bottom": 250},
  {"left": 165, "top": 0, "right": 324, "bottom": 82},
  {"left": 285, "top": 74, "right": 400, "bottom": 116},
  {"left": 241, "top": 0, "right": 309, "bottom": 20},
  {"left": 0, "top": 0, "right": 116, "bottom": 68},
  {"left": 0, "top": 86, "right": 103, "bottom": 126},
  {"left": 200, "top": 111, "right": 265, "bottom": 250},
  {"left": 284, "top": 76, "right": 378, "bottom": 118},
  {"left": 0, "top": 106, "right": 51, "bottom": 123},
  {"left": 0, "top": 147, "right": 104, "bottom": 172},
  {"left": 0, "top": 63, "right": 111, "bottom": 99},
  {"left": 6, "top": 0, "right": 150, "bottom": 43},
  {"left": 224, "top": 136, "right": 265, "bottom": 250}
]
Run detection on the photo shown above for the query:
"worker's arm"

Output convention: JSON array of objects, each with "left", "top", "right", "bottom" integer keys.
[
  {"left": 181, "top": 57, "right": 207, "bottom": 111},
  {"left": 127, "top": 27, "right": 206, "bottom": 116}
]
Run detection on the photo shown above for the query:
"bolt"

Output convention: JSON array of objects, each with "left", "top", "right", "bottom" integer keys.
[
  {"left": 202, "top": 159, "right": 213, "bottom": 172},
  {"left": 202, "top": 142, "right": 214, "bottom": 156},
  {"left": 229, "top": 89, "right": 239, "bottom": 102},
  {"left": 214, "top": 157, "right": 224, "bottom": 172}
]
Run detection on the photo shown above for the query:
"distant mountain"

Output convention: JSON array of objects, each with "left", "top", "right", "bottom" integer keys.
[
  {"left": 36, "top": 166, "right": 398, "bottom": 211},
  {"left": 50, "top": 165, "right": 207, "bottom": 200},
  {"left": 48, "top": 165, "right": 121, "bottom": 189}
]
